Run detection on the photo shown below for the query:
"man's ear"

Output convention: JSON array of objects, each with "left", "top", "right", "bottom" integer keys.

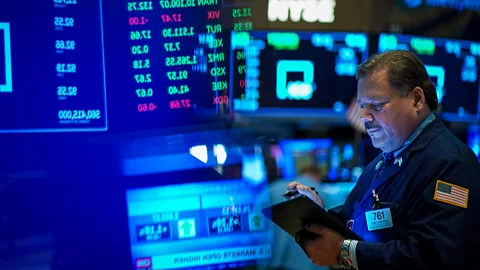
[{"left": 411, "top": 87, "right": 425, "bottom": 110}]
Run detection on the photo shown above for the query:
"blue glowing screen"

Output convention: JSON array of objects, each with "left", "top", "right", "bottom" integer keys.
[
  {"left": 231, "top": 31, "right": 369, "bottom": 114},
  {"left": 378, "top": 33, "right": 480, "bottom": 122},
  {"left": 403, "top": 0, "right": 480, "bottom": 11},
  {"left": 467, "top": 125, "right": 480, "bottom": 160},
  {"left": 0, "top": 1, "right": 107, "bottom": 133},
  {"left": 126, "top": 179, "right": 272, "bottom": 270}
]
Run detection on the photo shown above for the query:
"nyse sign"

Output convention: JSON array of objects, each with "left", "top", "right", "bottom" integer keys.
[{"left": 268, "top": 0, "right": 336, "bottom": 23}]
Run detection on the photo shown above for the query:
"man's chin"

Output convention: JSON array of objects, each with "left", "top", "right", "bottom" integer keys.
[
  {"left": 370, "top": 138, "right": 385, "bottom": 150},
  {"left": 372, "top": 141, "right": 394, "bottom": 153}
]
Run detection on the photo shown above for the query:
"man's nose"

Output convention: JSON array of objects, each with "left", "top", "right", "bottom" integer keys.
[{"left": 360, "top": 108, "right": 373, "bottom": 123}]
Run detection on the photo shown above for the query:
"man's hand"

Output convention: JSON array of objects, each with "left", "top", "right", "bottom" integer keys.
[
  {"left": 287, "top": 182, "right": 324, "bottom": 208},
  {"left": 304, "top": 224, "right": 344, "bottom": 266}
]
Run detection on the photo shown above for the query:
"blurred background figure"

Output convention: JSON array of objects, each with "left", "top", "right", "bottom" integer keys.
[
  {"left": 346, "top": 97, "right": 366, "bottom": 134},
  {"left": 255, "top": 162, "right": 331, "bottom": 270}
]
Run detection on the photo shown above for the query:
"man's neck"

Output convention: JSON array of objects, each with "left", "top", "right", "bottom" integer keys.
[
  {"left": 387, "top": 110, "right": 433, "bottom": 154},
  {"left": 406, "top": 110, "right": 431, "bottom": 139},
  {"left": 416, "top": 110, "right": 431, "bottom": 126}
]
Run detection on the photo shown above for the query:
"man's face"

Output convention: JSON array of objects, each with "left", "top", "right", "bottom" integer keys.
[{"left": 357, "top": 70, "right": 418, "bottom": 153}]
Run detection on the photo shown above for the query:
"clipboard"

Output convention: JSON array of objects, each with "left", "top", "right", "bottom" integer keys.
[{"left": 261, "top": 195, "right": 363, "bottom": 241}]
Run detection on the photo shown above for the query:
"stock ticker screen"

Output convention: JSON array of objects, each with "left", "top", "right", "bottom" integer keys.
[
  {"left": 0, "top": 0, "right": 107, "bottom": 133},
  {"left": 103, "top": 0, "right": 235, "bottom": 132},
  {"left": 231, "top": 31, "right": 369, "bottom": 115},
  {"left": 378, "top": 33, "right": 480, "bottom": 122},
  {"left": 0, "top": 0, "right": 259, "bottom": 133},
  {"left": 126, "top": 179, "right": 272, "bottom": 270}
]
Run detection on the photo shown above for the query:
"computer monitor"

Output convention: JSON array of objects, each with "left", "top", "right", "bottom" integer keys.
[
  {"left": 230, "top": 31, "right": 369, "bottom": 118},
  {"left": 279, "top": 139, "right": 363, "bottom": 182},
  {"left": 378, "top": 33, "right": 480, "bottom": 122},
  {"left": 279, "top": 139, "right": 331, "bottom": 179},
  {"left": 126, "top": 176, "right": 273, "bottom": 270}
]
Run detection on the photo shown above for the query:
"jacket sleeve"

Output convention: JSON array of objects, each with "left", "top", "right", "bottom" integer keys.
[{"left": 355, "top": 157, "right": 480, "bottom": 270}]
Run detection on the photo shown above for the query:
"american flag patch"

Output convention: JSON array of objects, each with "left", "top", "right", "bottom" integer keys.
[{"left": 433, "top": 180, "right": 469, "bottom": 209}]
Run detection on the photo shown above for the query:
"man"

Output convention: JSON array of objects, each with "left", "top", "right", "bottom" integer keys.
[{"left": 288, "top": 50, "right": 480, "bottom": 269}]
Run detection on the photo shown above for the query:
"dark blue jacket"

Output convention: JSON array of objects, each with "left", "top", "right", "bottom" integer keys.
[{"left": 330, "top": 117, "right": 480, "bottom": 269}]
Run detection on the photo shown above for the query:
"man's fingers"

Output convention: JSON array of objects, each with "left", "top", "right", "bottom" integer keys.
[
  {"left": 287, "top": 181, "right": 301, "bottom": 190},
  {"left": 286, "top": 182, "right": 324, "bottom": 207},
  {"left": 286, "top": 182, "right": 310, "bottom": 194},
  {"left": 295, "top": 184, "right": 311, "bottom": 195}
]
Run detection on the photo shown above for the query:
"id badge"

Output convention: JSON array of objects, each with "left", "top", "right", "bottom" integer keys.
[{"left": 365, "top": 208, "right": 393, "bottom": 231}]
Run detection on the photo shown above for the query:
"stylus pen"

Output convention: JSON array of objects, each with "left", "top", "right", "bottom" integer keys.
[{"left": 372, "top": 189, "right": 381, "bottom": 210}]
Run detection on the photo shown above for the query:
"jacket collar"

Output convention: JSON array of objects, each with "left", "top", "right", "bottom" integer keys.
[
  {"left": 404, "top": 113, "right": 445, "bottom": 153},
  {"left": 359, "top": 114, "right": 446, "bottom": 202}
]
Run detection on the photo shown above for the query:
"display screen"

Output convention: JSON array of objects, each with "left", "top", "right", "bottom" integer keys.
[
  {"left": 378, "top": 33, "right": 480, "bottom": 122},
  {"left": 103, "top": 0, "right": 235, "bottom": 132},
  {"left": 0, "top": 0, "right": 107, "bottom": 132},
  {"left": 231, "top": 31, "right": 369, "bottom": 116},
  {"left": 279, "top": 139, "right": 363, "bottom": 182},
  {"left": 0, "top": 0, "right": 259, "bottom": 133},
  {"left": 126, "top": 179, "right": 272, "bottom": 270}
]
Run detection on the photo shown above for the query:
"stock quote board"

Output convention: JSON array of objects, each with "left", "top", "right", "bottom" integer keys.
[{"left": 0, "top": 0, "right": 259, "bottom": 133}]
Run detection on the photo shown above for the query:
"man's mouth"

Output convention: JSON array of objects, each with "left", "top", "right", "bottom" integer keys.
[{"left": 367, "top": 127, "right": 381, "bottom": 134}]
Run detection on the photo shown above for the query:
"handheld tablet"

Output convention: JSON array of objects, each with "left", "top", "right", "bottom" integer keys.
[{"left": 261, "top": 195, "right": 363, "bottom": 241}]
